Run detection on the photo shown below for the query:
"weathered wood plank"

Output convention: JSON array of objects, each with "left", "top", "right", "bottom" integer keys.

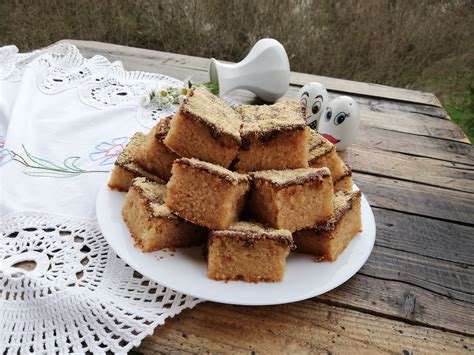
[
  {"left": 359, "top": 109, "right": 470, "bottom": 144},
  {"left": 319, "top": 274, "right": 474, "bottom": 335},
  {"left": 356, "top": 124, "right": 474, "bottom": 166},
  {"left": 137, "top": 301, "right": 471, "bottom": 354},
  {"left": 363, "top": 245, "right": 473, "bottom": 303},
  {"left": 372, "top": 207, "right": 474, "bottom": 266},
  {"left": 340, "top": 145, "right": 474, "bottom": 193},
  {"left": 353, "top": 125, "right": 474, "bottom": 165},
  {"left": 354, "top": 173, "right": 474, "bottom": 224},
  {"left": 65, "top": 39, "right": 443, "bottom": 108}
]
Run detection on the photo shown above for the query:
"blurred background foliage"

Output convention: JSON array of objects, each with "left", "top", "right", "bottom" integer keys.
[{"left": 1, "top": 0, "right": 472, "bottom": 140}]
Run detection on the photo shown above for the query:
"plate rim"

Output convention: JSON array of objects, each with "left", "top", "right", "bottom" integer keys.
[{"left": 96, "top": 180, "right": 376, "bottom": 306}]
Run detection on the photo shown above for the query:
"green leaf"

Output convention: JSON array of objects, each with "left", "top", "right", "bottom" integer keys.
[
  {"left": 202, "top": 81, "right": 219, "bottom": 95},
  {"left": 22, "top": 145, "right": 65, "bottom": 170},
  {"left": 63, "top": 156, "right": 84, "bottom": 172}
]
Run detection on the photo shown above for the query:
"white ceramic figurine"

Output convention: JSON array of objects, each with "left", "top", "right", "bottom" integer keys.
[
  {"left": 318, "top": 96, "right": 360, "bottom": 151},
  {"left": 298, "top": 82, "right": 329, "bottom": 130},
  {"left": 209, "top": 38, "right": 290, "bottom": 103}
]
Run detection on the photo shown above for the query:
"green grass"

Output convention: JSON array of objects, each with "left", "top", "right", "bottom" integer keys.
[{"left": 444, "top": 90, "right": 474, "bottom": 142}]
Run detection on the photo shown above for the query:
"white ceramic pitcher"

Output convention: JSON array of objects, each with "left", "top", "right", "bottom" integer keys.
[{"left": 209, "top": 38, "right": 290, "bottom": 103}]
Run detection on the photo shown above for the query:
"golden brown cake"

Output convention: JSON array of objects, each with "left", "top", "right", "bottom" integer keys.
[
  {"left": 165, "top": 158, "right": 250, "bottom": 230},
  {"left": 293, "top": 190, "right": 362, "bottom": 261},
  {"left": 122, "top": 177, "right": 207, "bottom": 252},
  {"left": 247, "top": 168, "right": 334, "bottom": 232},
  {"left": 235, "top": 100, "right": 310, "bottom": 172},
  {"left": 134, "top": 116, "right": 180, "bottom": 181},
  {"left": 208, "top": 221, "right": 294, "bottom": 282},
  {"left": 108, "top": 133, "right": 165, "bottom": 192},
  {"left": 308, "top": 130, "right": 346, "bottom": 183},
  {"left": 334, "top": 163, "right": 353, "bottom": 192},
  {"left": 163, "top": 87, "right": 242, "bottom": 168}
]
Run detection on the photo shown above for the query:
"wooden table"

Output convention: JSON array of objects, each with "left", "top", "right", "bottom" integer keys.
[{"left": 65, "top": 40, "right": 473, "bottom": 354}]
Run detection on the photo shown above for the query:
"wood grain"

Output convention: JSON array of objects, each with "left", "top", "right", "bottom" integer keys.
[
  {"left": 341, "top": 145, "right": 474, "bottom": 193},
  {"left": 372, "top": 207, "right": 474, "bottom": 265},
  {"left": 319, "top": 273, "right": 474, "bottom": 336},
  {"left": 136, "top": 301, "right": 471, "bottom": 354},
  {"left": 359, "top": 109, "right": 470, "bottom": 143},
  {"left": 354, "top": 173, "right": 474, "bottom": 224},
  {"left": 353, "top": 125, "right": 474, "bottom": 165},
  {"left": 362, "top": 245, "right": 473, "bottom": 303}
]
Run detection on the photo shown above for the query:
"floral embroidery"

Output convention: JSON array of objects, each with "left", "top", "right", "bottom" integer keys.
[
  {"left": 0, "top": 149, "right": 13, "bottom": 167},
  {"left": 9, "top": 145, "right": 108, "bottom": 178},
  {"left": 89, "top": 137, "right": 129, "bottom": 166},
  {"left": 0, "top": 135, "right": 12, "bottom": 167}
]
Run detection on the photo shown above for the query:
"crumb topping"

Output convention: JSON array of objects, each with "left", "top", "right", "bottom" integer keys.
[
  {"left": 150, "top": 203, "right": 176, "bottom": 218},
  {"left": 131, "top": 177, "right": 178, "bottom": 219},
  {"left": 176, "top": 157, "right": 249, "bottom": 183},
  {"left": 115, "top": 133, "right": 165, "bottom": 183},
  {"left": 308, "top": 130, "right": 334, "bottom": 162},
  {"left": 181, "top": 87, "right": 242, "bottom": 142},
  {"left": 154, "top": 116, "right": 173, "bottom": 141},
  {"left": 132, "top": 177, "right": 166, "bottom": 204},
  {"left": 211, "top": 221, "right": 294, "bottom": 247},
  {"left": 316, "top": 190, "right": 361, "bottom": 231},
  {"left": 115, "top": 132, "right": 144, "bottom": 166},
  {"left": 251, "top": 167, "right": 330, "bottom": 188},
  {"left": 237, "top": 100, "right": 306, "bottom": 139}
]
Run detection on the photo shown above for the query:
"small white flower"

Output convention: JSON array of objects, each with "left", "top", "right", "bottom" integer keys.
[
  {"left": 140, "top": 94, "right": 151, "bottom": 107},
  {"left": 178, "top": 95, "right": 186, "bottom": 104}
]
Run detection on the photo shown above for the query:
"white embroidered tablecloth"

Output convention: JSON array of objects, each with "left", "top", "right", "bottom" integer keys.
[{"left": 0, "top": 43, "right": 203, "bottom": 354}]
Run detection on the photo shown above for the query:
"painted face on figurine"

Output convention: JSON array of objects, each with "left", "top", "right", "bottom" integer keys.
[
  {"left": 298, "top": 82, "right": 328, "bottom": 131},
  {"left": 318, "top": 96, "right": 360, "bottom": 151}
]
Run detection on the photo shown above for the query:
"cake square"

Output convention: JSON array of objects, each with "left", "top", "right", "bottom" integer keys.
[
  {"left": 235, "top": 100, "right": 310, "bottom": 172},
  {"left": 247, "top": 168, "right": 334, "bottom": 232},
  {"left": 308, "top": 130, "right": 346, "bottom": 184},
  {"left": 165, "top": 158, "right": 250, "bottom": 230},
  {"left": 208, "top": 221, "right": 294, "bottom": 282},
  {"left": 163, "top": 87, "right": 242, "bottom": 168},
  {"left": 122, "top": 177, "right": 207, "bottom": 252},
  {"left": 108, "top": 132, "right": 165, "bottom": 192},
  {"left": 134, "top": 116, "right": 180, "bottom": 181},
  {"left": 293, "top": 190, "right": 362, "bottom": 261},
  {"left": 334, "top": 163, "right": 353, "bottom": 192}
]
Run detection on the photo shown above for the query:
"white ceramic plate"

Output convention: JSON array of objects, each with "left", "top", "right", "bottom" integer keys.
[{"left": 96, "top": 181, "right": 376, "bottom": 306}]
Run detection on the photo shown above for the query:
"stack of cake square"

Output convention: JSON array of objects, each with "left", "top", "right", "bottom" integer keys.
[{"left": 109, "top": 87, "right": 362, "bottom": 283}]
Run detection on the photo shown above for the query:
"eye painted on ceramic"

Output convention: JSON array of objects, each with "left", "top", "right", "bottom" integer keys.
[
  {"left": 311, "top": 95, "right": 323, "bottom": 115},
  {"left": 334, "top": 112, "right": 349, "bottom": 125},
  {"left": 325, "top": 108, "right": 332, "bottom": 122},
  {"left": 312, "top": 101, "right": 321, "bottom": 114},
  {"left": 300, "top": 91, "right": 309, "bottom": 107}
]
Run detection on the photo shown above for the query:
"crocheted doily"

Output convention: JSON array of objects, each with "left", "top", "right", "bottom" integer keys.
[
  {"left": 0, "top": 43, "right": 180, "bottom": 129},
  {"left": 0, "top": 43, "right": 210, "bottom": 353},
  {"left": 0, "top": 212, "right": 202, "bottom": 354}
]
